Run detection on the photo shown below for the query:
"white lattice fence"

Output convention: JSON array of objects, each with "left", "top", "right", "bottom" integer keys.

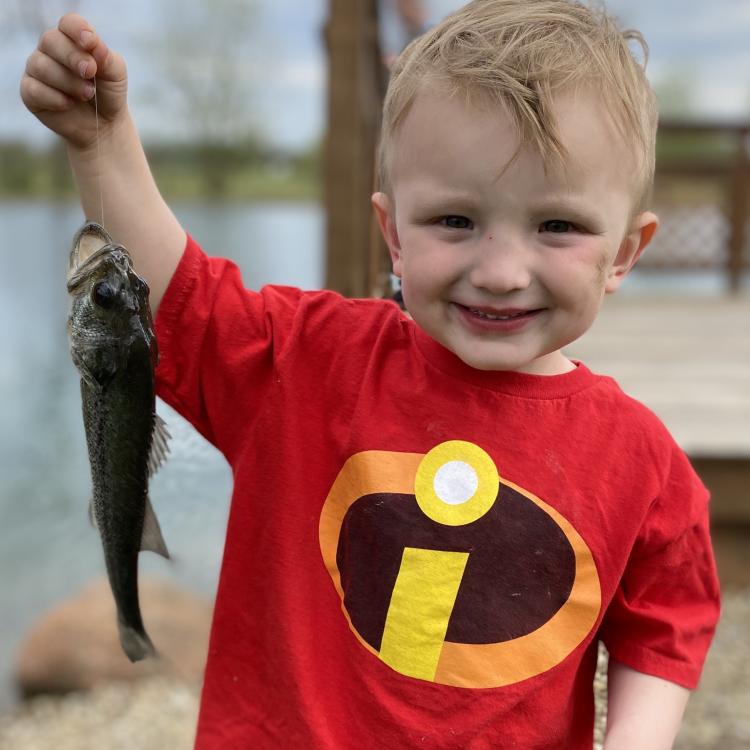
[{"left": 642, "top": 204, "right": 734, "bottom": 268}]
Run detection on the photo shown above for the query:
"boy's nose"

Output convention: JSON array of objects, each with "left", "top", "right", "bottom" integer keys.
[{"left": 467, "top": 235, "right": 532, "bottom": 294}]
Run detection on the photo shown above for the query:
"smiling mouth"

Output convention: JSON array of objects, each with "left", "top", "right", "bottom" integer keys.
[{"left": 452, "top": 303, "right": 546, "bottom": 333}]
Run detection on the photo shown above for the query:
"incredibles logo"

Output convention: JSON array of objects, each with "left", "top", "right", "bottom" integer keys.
[{"left": 319, "top": 441, "right": 601, "bottom": 688}]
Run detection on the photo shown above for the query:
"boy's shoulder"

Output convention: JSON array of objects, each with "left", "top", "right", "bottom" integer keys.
[
  {"left": 256, "top": 282, "right": 408, "bottom": 336},
  {"left": 579, "top": 366, "right": 687, "bottom": 469},
  {"left": 167, "top": 236, "right": 408, "bottom": 343}
]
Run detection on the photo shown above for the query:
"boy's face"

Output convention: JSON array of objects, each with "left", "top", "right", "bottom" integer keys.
[{"left": 373, "top": 87, "right": 657, "bottom": 374}]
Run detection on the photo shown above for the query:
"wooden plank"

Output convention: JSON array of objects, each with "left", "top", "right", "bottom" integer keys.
[
  {"left": 564, "top": 295, "right": 750, "bottom": 458},
  {"left": 710, "top": 524, "right": 750, "bottom": 588},
  {"left": 728, "top": 141, "right": 750, "bottom": 293},
  {"left": 692, "top": 458, "right": 750, "bottom": 523},
  {"left": 324, "top": 0, "right": 384, "bottom": 297}
]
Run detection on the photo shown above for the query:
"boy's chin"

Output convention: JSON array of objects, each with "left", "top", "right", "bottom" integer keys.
[
  {"left": 444, "top": 340, "right": 527, "bottom": 373},
  {"left": 449, "top": 341, "right": 571, "bottom": 375}
]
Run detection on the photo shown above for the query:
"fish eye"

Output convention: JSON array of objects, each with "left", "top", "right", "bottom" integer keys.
[{"left": 92, "top": 281, "right": 117, "bottom": 309}]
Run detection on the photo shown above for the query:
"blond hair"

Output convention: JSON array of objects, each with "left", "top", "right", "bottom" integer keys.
[{"left": 378, "top": 0, "right": 659, "bottom": 212}]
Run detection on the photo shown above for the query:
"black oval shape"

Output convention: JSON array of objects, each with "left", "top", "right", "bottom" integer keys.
[{"left": 337, "top": 485, "right": 576, "bottom": 649}]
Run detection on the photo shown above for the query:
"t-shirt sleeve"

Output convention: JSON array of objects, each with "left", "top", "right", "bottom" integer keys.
[
  {"left": 153, "top": 234, "right": 304, "bottom": 458},
  {"left": 599, "top": 440, "right": 721, "bottom": 689}
]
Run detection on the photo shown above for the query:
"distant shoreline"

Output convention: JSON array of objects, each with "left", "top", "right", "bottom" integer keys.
[{"left": 0, "top": 141, "right": 322, "bottom": 203}]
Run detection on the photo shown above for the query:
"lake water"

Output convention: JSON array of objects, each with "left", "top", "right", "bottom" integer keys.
[
  {"left": 0, "top": 199, "right": 323, "bottom": 712},
  {"left": 0, "top": 198, "right": 744, "bottom": 713}
]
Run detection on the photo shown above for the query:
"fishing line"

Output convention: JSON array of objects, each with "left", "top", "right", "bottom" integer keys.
[{"left": 93, "top": 77, "right": 105, "bottom": 228}]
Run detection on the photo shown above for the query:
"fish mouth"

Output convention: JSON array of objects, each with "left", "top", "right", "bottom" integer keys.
[
  {"left": 68, "top": 221, "right": 113, "bottom": 277},
  {"left": 67, "top": 222, "right": 133, "bottom": 294}
]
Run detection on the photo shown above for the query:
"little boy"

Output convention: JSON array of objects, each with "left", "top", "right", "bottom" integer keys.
[{"left": 21, "top": 1, "right": 720, "bottom": 748}]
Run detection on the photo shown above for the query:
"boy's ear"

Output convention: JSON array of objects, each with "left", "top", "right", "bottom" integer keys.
[
  {"left": 372, "top": 192, "right": 403, "bottom": 278},
  {"left": 605, "top": 211, "right": 659, "bottom": 294}
]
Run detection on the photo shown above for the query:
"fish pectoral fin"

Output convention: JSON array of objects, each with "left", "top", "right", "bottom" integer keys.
[
  {"left": 79, "top": 363, "right": 105, "bottom": 393},
  {"left": 87, "top": 499, "right": 97, "bottom": 529},
  {"left": 72, "top": 348, "right": 112, "bottom": 393},
  {"left": 142, "top": 496, "right": 170, "bottom": 559},
  {"left": 147, "top": 414, "right": 171, "bottom": 477}
]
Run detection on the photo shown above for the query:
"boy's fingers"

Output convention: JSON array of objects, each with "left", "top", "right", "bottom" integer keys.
[
  {"left": 25, "top": 51, "right": 95, "bottom": 102},
  {"left": 57, "top": 13, "right": 97, "bottom": 50},
  {"left": 55, "top": 13, "right": 124, "bottom": 84},
  {"left": 38, "top": 27, "right": 94, "bottom": 79},
  {"left": 20, "top": 75, "right": 76, "bottom": 114}
]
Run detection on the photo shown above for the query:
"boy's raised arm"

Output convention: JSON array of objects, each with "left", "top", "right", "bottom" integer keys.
[{"left": 20, "top": 13, "right": 186, "bottom": 315}]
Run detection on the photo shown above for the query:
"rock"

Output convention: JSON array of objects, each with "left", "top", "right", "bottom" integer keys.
[{"left": 14, "top": 577, "right": 212, "bottom": 699}]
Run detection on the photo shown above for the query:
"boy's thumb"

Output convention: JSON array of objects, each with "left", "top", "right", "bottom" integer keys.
[{"left": 92, "top": 44, "right": 127, "bottom": 86}]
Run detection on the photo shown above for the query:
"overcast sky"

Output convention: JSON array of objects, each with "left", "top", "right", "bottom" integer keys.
[{"left": 3, "top": 0, "right": 749, "bottom": 150}]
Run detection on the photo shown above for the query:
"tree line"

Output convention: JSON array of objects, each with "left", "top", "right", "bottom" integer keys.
[{"left": 0, "top": 138, "right": 321, "bottom": 201}]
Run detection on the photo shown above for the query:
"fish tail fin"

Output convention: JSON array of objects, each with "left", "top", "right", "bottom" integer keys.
[{"left": 118, "top": 622, "right": 157, "bottom": 663}]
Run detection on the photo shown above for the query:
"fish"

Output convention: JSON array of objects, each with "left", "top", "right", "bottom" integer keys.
[{"left": 66, "top": 221, "right": 170, "bottom": 662}]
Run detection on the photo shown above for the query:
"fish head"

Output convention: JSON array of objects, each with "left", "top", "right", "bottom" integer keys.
[
  {"left": 84, "top": 250, "right": 148, "bottom": 314},
  {"left": 68, "top": 222, "right": 158, "bottom": 377},
  {"left": 68, "top": 224, "right": 151, "bottom": 316}
]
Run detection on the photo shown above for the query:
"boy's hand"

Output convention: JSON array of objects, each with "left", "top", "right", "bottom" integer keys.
[
  {"left": 20, "top": 14, "right": 127, "bottom": 151},
  {"left": 20, "top": 13, "right": 186, "bottom": 315}
]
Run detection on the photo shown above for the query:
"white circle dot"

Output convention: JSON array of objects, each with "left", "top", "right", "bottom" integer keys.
[{"left": 433, "top": 461, "right": 478, "bottom": 505}]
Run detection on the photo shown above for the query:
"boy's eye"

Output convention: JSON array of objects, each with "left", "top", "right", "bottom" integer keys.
[
  {"left": 540, "top": 220, "right": 575, "bottom": 233},
  {"left": 440, "top": 215, "right": 473, "bottom": 230}
]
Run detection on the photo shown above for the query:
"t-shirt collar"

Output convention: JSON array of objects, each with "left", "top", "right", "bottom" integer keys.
[{"left": 411, "top": 324, "right": 599, "bottom": 398}]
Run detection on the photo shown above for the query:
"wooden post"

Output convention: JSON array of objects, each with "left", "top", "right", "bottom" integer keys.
[
  {"left": 324, "top": 0, "right": 386, "bottom": 297},
  {"left": 727, "top": 128, "right": 750, "bottom": 294}
]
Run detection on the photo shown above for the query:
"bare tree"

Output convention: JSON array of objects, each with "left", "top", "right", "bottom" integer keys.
[
  {"left": 142, "top": 0, "right": 262, "bottom": 142},
  {"left": 138, "top": 0, "right": 264, "bottom": 195}
]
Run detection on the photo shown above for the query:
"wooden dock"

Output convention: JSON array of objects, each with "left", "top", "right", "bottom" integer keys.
[
  {"left": 565, "top": 292, "right": 750, "bottom": 586},
  {"left": 565, "top": 293, "right": 750, "bottom": 458}
]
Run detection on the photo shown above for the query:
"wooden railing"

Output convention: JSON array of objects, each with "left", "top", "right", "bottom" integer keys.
[{"left": 654, "top": 120, "right": 750, "bottom": 294}]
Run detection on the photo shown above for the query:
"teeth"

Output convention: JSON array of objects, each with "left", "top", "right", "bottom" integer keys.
[{"left": 469, "top": 308, "right": 521, "bottom": 320}]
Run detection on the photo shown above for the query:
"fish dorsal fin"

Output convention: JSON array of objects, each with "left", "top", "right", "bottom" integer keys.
[
  {"left": 148, "top": 414, "right": 171, "bottom": 477},
  {"left": 142, "top": 496, "right": 170, "bottom": 559}
]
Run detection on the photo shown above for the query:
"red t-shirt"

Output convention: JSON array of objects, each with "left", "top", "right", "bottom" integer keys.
[{"left": 155, "top": 236, "right": 720, "bottom": 749}]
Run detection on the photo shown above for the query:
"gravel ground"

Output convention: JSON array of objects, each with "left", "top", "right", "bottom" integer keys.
[
  {"left": 1, "top": 590, "right": 747, "bottom": 750},
  {"left": 674, "top": 588, "right": 750, "bottom": 749},
  {"left": 0, "top": 678, "right": 200, "bottom": 750}
]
